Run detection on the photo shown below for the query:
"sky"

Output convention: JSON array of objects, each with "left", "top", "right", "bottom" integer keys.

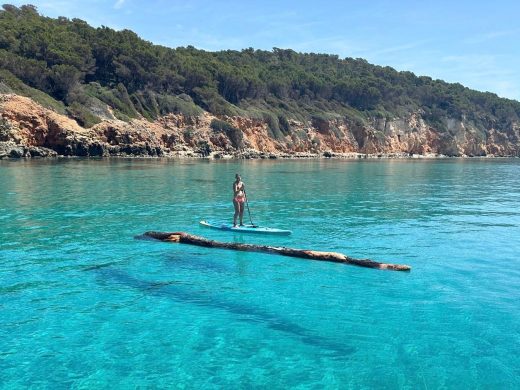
[{"left": 8, "top": 0, "right": 520, "bottom": 101}]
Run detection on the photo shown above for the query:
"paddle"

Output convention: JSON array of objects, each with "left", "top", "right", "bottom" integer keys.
[{"left": 244, "top": 190, "right": 258, "bottom": 228}]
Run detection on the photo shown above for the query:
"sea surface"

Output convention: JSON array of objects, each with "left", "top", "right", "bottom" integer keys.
[{"left": 0, "top": 158, "right": 519, "bottom": 389}]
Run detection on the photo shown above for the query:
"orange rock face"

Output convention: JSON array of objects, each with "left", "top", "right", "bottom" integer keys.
[{"left": 1, "top": 93, "right": 519, "bottom": 157}]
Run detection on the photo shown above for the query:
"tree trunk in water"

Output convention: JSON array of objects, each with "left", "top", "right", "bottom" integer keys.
[{"left": 141, "top": 231, "right": 411, "bottom": 272}]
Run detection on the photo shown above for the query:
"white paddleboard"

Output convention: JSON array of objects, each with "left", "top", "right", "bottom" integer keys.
[{"left": 200, "top": 220, "right": 292, "bottom": 235}]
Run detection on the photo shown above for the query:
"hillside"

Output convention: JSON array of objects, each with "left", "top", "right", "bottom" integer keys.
[{"left": 1, "top": 4, "right": 519, "bottom": 157}]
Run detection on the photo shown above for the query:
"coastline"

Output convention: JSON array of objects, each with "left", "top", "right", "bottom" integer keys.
[
  {"left": 2, "top": 94, "right": 519, "bottom": 161},
  {"left": 1, "top": 143, "right": 516, "bottom": 161}
]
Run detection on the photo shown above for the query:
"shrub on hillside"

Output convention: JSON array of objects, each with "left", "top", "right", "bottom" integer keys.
[{"left": 210, "top": 119, "right": 244, "bottom": 149}]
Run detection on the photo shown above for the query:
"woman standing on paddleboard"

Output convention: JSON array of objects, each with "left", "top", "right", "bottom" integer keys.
[{"left": 233, "top": 173, "right": 246, "bottom": 227}]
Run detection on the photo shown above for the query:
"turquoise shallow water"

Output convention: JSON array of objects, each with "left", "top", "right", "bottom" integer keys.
[{"left": 1, "top": 158, "right": 519, "bottom": 389}]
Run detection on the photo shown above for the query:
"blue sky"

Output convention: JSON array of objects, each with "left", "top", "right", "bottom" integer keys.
[{"left": 9, "top": 0, "right": 520, "bottom": 101}]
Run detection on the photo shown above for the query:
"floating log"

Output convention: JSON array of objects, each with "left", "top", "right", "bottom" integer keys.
[{"left": 142, "top": 231, "right": 411, "bottom": 272}]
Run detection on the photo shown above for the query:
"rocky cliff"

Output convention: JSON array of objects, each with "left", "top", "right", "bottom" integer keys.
[{"left": 1, "top": 94, "right": 518, "bottom": 159}]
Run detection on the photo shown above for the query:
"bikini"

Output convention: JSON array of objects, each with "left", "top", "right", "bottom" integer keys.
[{"left": 234, "top": 183, "right": 245, "bottom": 203}]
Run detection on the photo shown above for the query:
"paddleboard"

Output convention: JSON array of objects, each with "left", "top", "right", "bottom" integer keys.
[{"left": 200, "top": 220, "right": 292, "bottom": 235}]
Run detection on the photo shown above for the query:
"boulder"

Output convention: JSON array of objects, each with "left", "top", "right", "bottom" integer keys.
[{"left": 28, "top": 146, "right": 57, "bottom": 157}]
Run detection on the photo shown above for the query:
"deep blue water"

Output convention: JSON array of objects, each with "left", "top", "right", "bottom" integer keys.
[{"left": 1, "top": 158, "right": 519, "bottom": 389}]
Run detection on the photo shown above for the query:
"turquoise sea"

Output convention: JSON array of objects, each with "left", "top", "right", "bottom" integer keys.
[{"left": 1, "top": 158, "right": 519, "bottom": 389}]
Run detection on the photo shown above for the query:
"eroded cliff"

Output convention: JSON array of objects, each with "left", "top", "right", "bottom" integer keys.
[{"left": 1, "top": 94, "right": 518, "bottom": 159}]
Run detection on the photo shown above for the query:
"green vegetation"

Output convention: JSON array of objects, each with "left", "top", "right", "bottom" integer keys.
[
  {"left": 1, "top": 4, "right": 519, "bottom": 138},
  {"left": 66, "top": 101, "right": 101, "bottom": 127},
  {"left": 0, "top": 69, "right": 66, "bottom": 114},
  {"left": 210, "top": 119, "right": 244, "bottom": 148}
]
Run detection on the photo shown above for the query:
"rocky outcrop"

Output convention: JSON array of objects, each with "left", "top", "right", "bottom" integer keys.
[
  {"left": 1, "top": 94, "right": 519, "bottom": 159},
  {"left": 0, "top": 141, "right": 57, "bottom": 158}
]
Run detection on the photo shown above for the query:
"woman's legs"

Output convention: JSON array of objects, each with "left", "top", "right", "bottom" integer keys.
[
  {"left": 233, "top": 200, "right": 239, "bottom": 226},
  {"left": 238, "top": 202, "right": 244, "bottom": 226}
]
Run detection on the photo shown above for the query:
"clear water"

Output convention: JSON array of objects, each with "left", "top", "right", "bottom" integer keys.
[{"left": 1, "top": 158, "right": 519, "bottom": 389}]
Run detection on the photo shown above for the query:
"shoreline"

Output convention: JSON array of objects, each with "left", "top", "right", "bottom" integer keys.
[
  {"left": 2, "top": 94, "right": 519, "bottom": 161},
  {"left": 1, "top": 146, "right": 517, "bottom": 161}
]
